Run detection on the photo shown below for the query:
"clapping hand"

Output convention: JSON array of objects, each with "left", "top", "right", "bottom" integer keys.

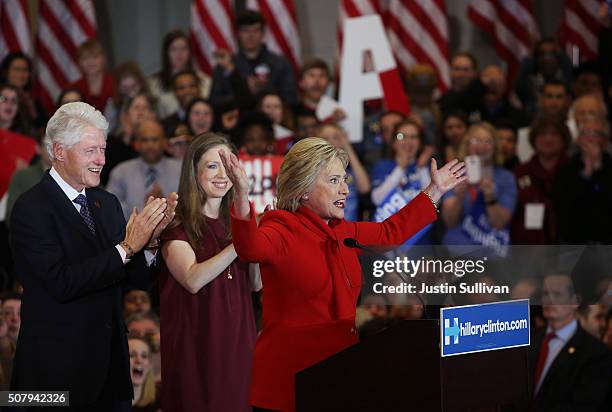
[
  {"left": 424, "top": 159, "right": 467, "bottom": 204},
  {"left": 149, "top": 192, "right": 179, "bottom": 241},
  {"left": 124, "top": 198, "right": 168, "bottom": 253}
]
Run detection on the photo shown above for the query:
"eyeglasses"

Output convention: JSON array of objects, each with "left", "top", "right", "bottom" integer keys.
[{"left": 0, "top": 95, "right": 18, "bottom": 105}]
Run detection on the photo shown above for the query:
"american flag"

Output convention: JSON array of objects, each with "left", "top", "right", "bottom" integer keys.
[
  {"left": 246, "top": 0, "right": 301, "bottom": 73},
  {"left": 468, "top": 0, "right": 539, "bottom": 84},
  {"left": 0, "top": 0, "right": 32, "bottom": 61},
  {"left": 560, "top": 0, "right": 602, "bottom": 62},
  {"left": 35, "top": 0, "right": 98, "bottom": 111},
  {"left": 385, "top": 0, "right": 450, "bottom": 92},
  {"left": 190, "top": 0, "right": 236, "bottom": 74}
]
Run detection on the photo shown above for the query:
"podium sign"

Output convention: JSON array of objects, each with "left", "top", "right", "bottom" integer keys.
[{"left": 440, "top": 299, "right": 530, "bottom": 357}]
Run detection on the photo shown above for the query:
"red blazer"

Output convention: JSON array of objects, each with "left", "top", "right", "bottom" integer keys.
[{"left": 231, "top": 192, "right": 437, "bottom": 411}]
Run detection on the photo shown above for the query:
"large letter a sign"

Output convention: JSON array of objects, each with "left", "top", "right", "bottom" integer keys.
[{"left": 339, "top": 14, "right": 410, "bottom": 143}]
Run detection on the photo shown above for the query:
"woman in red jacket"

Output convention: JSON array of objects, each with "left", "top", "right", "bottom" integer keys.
[{"left": 220, "top": 137, "right": 466, "bottom": 412}]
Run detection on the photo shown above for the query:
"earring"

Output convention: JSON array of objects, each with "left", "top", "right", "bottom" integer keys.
[{"left": 302, "top": 194, "right": 309, "bottom": 201}]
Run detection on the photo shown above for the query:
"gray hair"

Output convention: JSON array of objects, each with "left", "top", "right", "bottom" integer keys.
[{"left": 44, "top": 102, "right": 109, "bottom": 161}]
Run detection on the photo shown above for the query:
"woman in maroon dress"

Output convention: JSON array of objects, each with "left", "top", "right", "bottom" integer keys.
[{"left": 159, "top": 133, "right": 258, "bottom": 411}]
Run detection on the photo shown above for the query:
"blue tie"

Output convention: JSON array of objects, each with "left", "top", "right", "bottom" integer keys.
[{"left": 73, "top": 194, "right": 96, "bottom": 235}]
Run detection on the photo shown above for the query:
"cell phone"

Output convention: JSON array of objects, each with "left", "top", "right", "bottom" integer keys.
[{"left": 465, "top": 155, "right": 482, "bottom": 184}]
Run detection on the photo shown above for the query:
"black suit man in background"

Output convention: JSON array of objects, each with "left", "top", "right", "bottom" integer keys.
[
  {"left": 9, "top": 102, "right": 178, "bottom": 411},
  {"left": 530, "top": 273, "right": 612, "bottom": 411}
]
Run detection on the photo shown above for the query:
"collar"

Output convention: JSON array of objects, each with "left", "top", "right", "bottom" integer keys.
[
  {"left": 547, "top": 319, "right": 577, "bottom": 343},
  {"left": 49, "top": 166, "right": 85, "bottom": 202},
  {"left": 295, "top": 205, "right": 342, "bottom": 240},
  {"left": 139, "top": 157, "right": 163, "bottom": 172}
]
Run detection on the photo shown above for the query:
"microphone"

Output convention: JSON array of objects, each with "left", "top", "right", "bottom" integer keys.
[{"left": 343, "top": 238, "right": 427, "bottom": 317}]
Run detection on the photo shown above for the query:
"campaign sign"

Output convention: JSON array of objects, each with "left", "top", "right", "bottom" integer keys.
[{"left": 440, "top": 299, "right": 530, "bottom": 357}]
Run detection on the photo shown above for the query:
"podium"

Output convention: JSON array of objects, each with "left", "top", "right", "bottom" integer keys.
[{"left": 295, "top": 319, "right": 529, "bottom": 412}]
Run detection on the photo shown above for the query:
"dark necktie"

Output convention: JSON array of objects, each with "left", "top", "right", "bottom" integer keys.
[
  {"left": 534, "top": 331, "right": 556, "bottom": 391},
  {"left": 145, "top": 167, "right": 157, "bottom": 190},
  {"left": 73, "top": 194, "right": 96, "bottom": 235}
]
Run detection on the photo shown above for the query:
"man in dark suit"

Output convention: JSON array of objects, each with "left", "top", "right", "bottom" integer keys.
[
  {"left": 9, "top": 102, "right": 178, "bottom": 411},
  {"left": 530, "top": 273, "right": 612, "bottom": 411}
]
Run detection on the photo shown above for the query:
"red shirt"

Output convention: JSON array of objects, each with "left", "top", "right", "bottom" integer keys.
[
  {"left": 231, "top": 192, "right": 436, "bottom": 411},
  {"left": 511, "top": 156, "right": 567, "bottom": 244},
  {"left": 69, "top": 73, "right": 115, "bottom": 112}
]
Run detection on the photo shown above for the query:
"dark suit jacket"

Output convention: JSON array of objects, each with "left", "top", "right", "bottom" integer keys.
[
  {"left": 530, "top": 324, "right": 612, "bottom": 412},
  {"left": 9, "top": 171, "right": 154, "bottom": 406}
]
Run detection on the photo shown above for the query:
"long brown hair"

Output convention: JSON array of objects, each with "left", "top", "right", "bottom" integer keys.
[
  {"left": 171, "top": 133, "right": 237, "bottom": 249},
  {"left": 159, "top": 30, "right": 195, "bottom": 91}
]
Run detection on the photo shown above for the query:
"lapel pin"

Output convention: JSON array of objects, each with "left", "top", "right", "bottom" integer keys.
[
  {"left": 94, "top": 201, "right": 101, "bottom": 208},
  {"left": 568, "top": 347, "right": 575, "bottom": 354}
]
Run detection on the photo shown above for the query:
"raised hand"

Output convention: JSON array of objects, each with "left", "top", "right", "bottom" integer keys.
[
  {"left": 424, "top": 159, "right": 467, "bottom": 204},
  {"left": 218, "top": 149, "right": 249, "bottom": 195}
]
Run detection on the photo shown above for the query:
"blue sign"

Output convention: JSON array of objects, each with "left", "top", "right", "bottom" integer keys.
[{"left": 440, "top": 299, "right": 530, "bottom": 357}]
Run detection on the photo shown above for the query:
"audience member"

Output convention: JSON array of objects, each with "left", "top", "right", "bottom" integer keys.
[
  {"left": 512, "top": 115, "right": 570, "bottom": 244},
  {"left": 440, "top": 110, "right": 468, "bottom": 163},
  {"left": 162, "top": 70, "right": 201, "bottom": 137},
  {"left": 530, "top": 273, "right": 612, "bottom": 410},
  {"left": 56, "top": 88, "right": 84, "bottom": 107},
  {"left": 107, "top": 119, "right": 181, "bottom": 219},
  {"left": 554, "top": 117, "right": 612, "bottom": 243},
  {"left": 0, "top": 83, "right": 31, "bottom": 136},
  {"left": 318, "top": 123, "right": 371, "bottom": 221},
  {"left": 0, "top": 52, "right": 46, "bottom": 133},
  {"left": 258, "top": 92, "right": 294, "bottom": 154},
  {"left": 517, "top": 81, "right": 572, "bottom": 162},
  {"left": 441, "top": 122, "right": 517, "bottom": 257},
  {"left": 102, "top": 93, "right": 155, "bottom": 186},
  {"left": 514, "top": 37, "right": 573, "bottom": 117},
  {"left": 293, "top": 105, "right": 319, "bottom": 143},
  {"left": 6, "top": 136, "right": 52, "bottom": 224},
  {"left": 477, "top": 65, "right": 529, "bottom": 128},
  {"left": 124, "top": 290, "right": 153, "bottom": 319},
  {"left": 211, "top": 10, "right": 297, "bottom": 107},
  {"left": 69, "top": 39, "right": 116, "bottom": 116},
  {"left": 494, "top": 119, "right": 519, "bottom": 170},
  {"left": 148, "top": 29, "right": 211, "bottom": 119},
  {"left": 572, "top": 60, "right": 604, "bottom": 99},
  {"left": 186, "top": 97, "right": 214, "bottom": 136},
  {"left": 577, "top": 304, "right": 607, "bottom": 339},
  {"left": 438, "top": 52, "right": 481, "bottom": 116},
  {"left": 406, "top": 64, "right": 441, "bottom": 141},
  {"left": 126, "top": 312, "right": 161, "bottom": 384},
  {"left": 128, "top": 336, "right": 160, "bottom": 412}
]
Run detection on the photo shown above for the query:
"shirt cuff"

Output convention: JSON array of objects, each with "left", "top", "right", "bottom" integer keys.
[
  {"left": 144, "top": 249, "right": 157, "bottom": 266},
  {"left": 115, "top": 244, "right": 129, "bottom": 264}
]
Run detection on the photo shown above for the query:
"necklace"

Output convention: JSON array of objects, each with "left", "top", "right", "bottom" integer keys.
[{"left": 207, "top": 218, "right": 233, "bottom": 280}]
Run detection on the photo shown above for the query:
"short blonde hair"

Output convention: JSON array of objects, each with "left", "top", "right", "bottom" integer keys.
[
  {"left": 457, "top": 121, "right": 502, "bottom": 166},
  {"left": 276, "top": 137, "right": 349, "bottom": 212}
]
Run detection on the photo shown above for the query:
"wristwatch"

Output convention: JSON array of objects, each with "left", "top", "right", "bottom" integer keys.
[{"left": 120, "top": 241, "right": 135, "bottom": 258}]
